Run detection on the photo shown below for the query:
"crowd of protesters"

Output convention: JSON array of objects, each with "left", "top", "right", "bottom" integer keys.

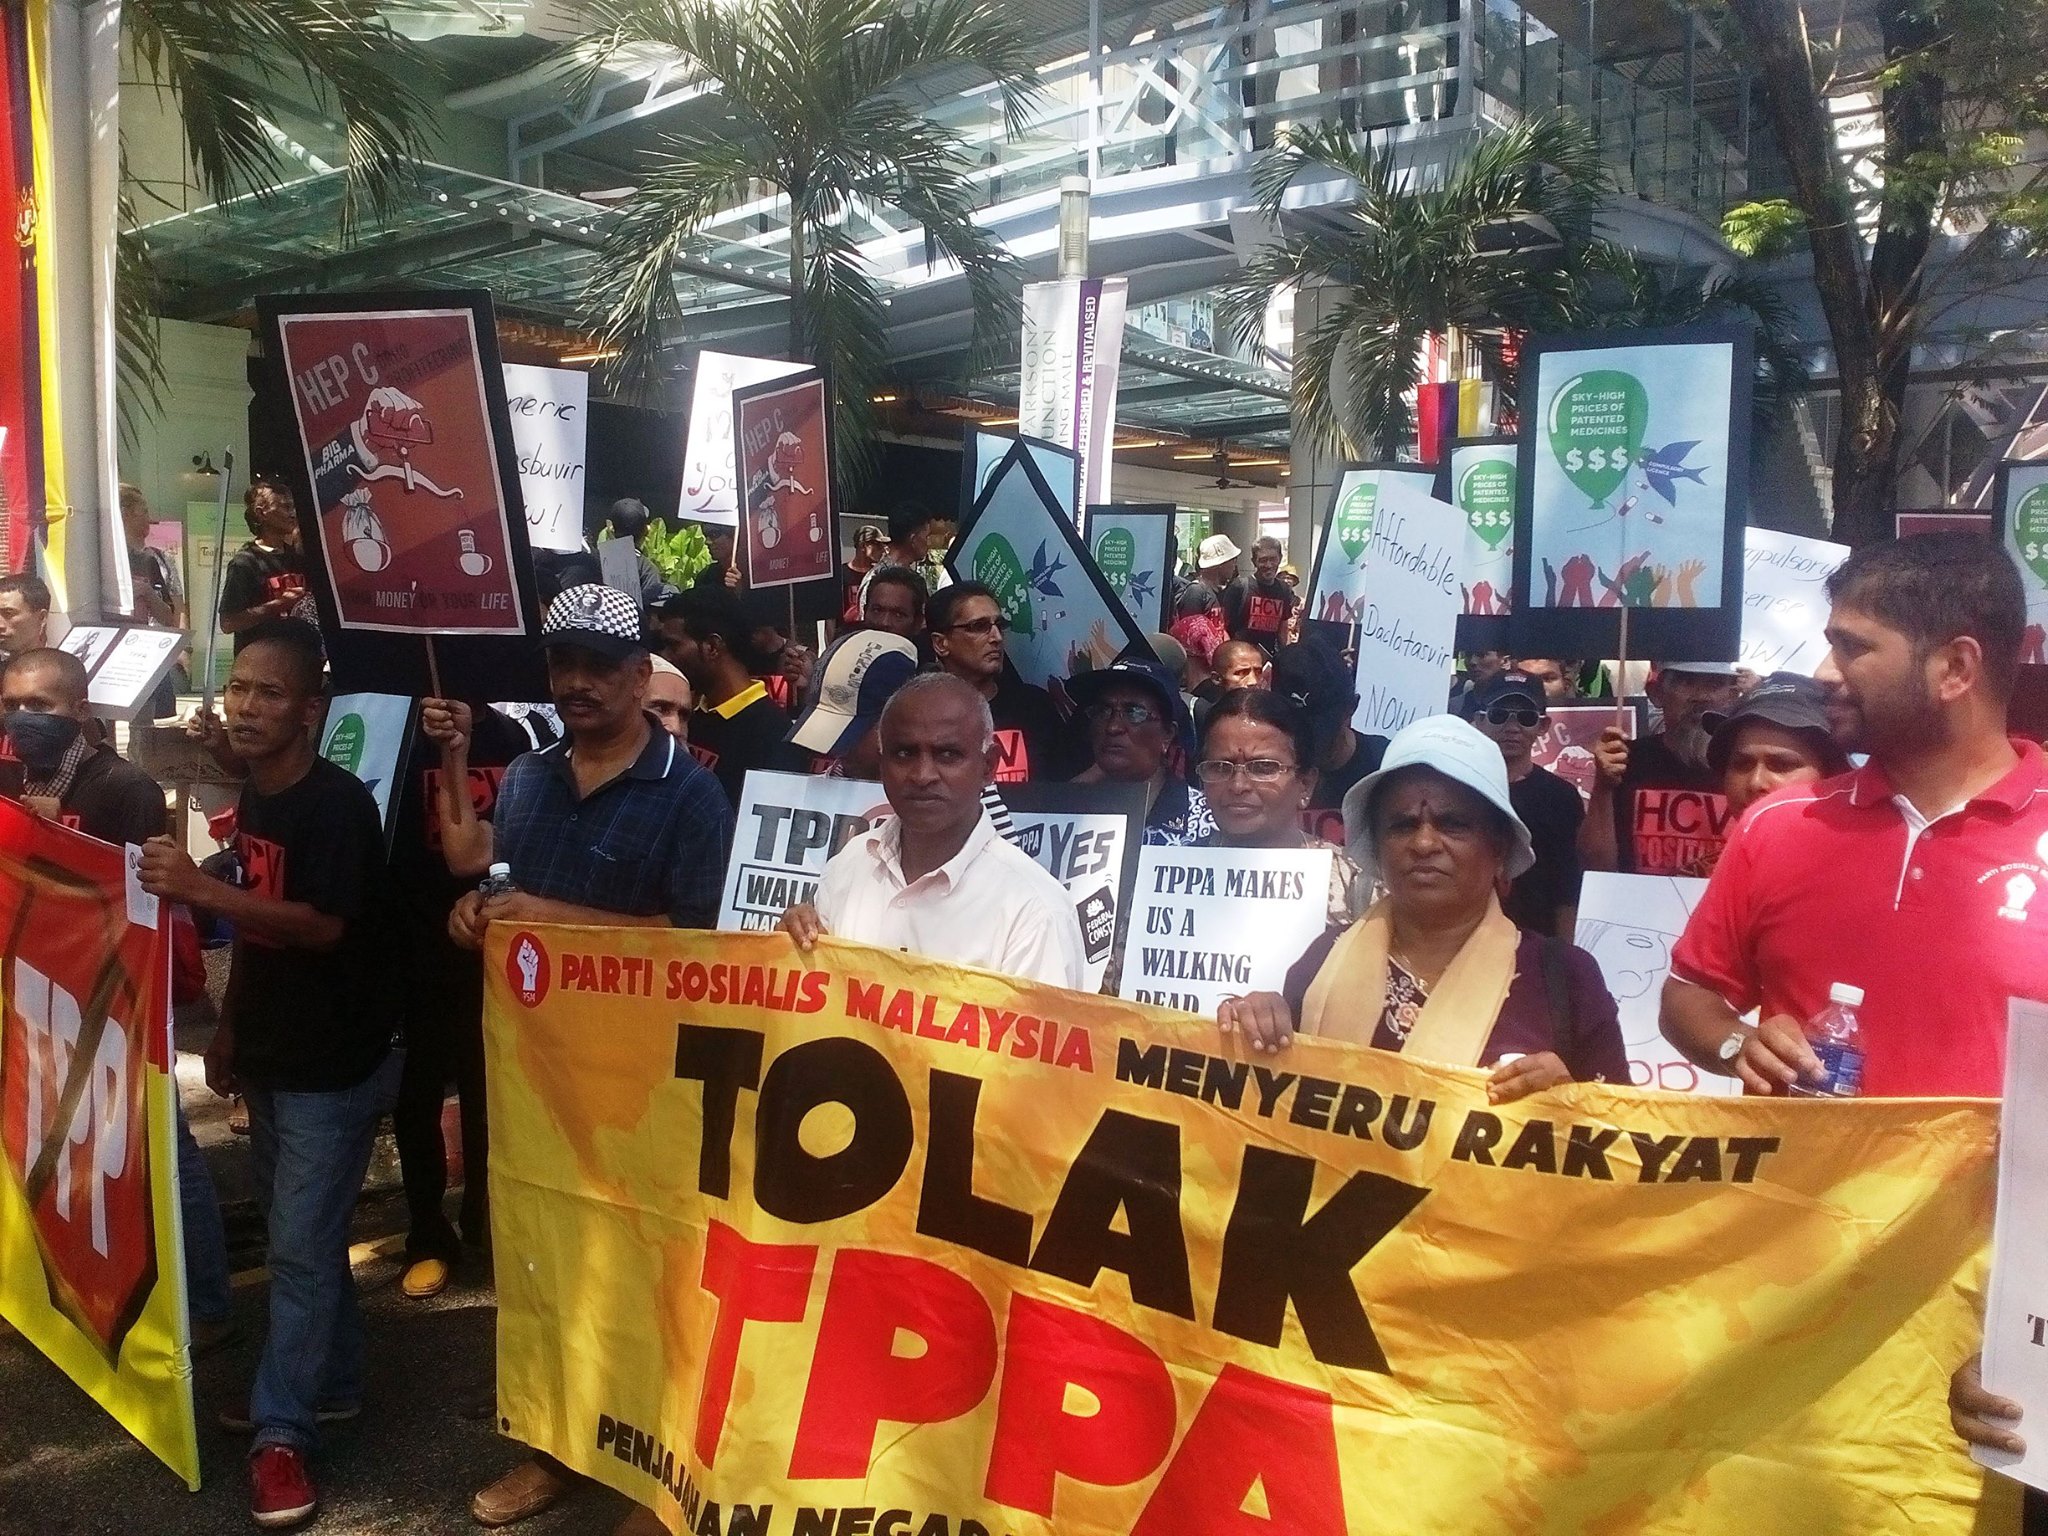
[{"left": 4, "top": 479, "right": 2045, "bottom": 1533}]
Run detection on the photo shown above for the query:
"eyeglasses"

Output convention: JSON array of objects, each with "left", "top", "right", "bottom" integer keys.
[
  {"left": 1085, "top": 701, "right": 1162, "bottom": 728},
  {"left": 941, "top": 615, "right": 1008, "bottom": 637},
  {"left": 1194, "top": 758, "right": 1297, "bottom": 785},
  {"left": 1484, "top": 704, "right": 1544, "bottom": 728}
]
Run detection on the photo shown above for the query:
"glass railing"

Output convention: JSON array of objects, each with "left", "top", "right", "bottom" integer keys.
[
  {"left": 1472, "top": 0, "right": 1746, "bottom": 222},
  {"left": 663, "top": 0, "right": 1744, "bottom": 276}
]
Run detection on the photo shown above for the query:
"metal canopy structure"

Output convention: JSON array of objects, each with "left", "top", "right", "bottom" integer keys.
[{"left": 134, "top": 0, "right": 1758, "bottom": 459}]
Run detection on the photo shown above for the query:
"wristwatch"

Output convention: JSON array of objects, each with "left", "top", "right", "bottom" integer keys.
[{"left": 1715, "top": 1028, "right": 1751, "bottom": 1064}]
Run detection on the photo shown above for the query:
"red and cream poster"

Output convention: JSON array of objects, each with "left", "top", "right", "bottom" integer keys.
[
  {"left": 734, "top": 371, "right": 834, "bottom": 591},
  {"left": 273, "top": 304, "right": 526, "bottom": 634}
]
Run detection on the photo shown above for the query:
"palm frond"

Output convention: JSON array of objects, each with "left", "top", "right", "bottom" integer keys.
[
  {"left": 798, "top": 224, "right": 892, "bottom": 493},
  {"left": 123, "top": 0, "right": 436, "bottom": 229},
  {"left": 578, "top": 0, "right": 1039, "bottom": 496},
  {"left": 1233, "top": 111, "right": 1608, "bottom": 459},
  {"left": 585, "top": 132, "right": 763, "bottom": 401}
]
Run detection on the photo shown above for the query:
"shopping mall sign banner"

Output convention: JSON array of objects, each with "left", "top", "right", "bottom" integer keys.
[
  {"left": 0, "top": 800, "right": 198, "bottom": 1488},
  {"left": 1018, "top": 277, "right": 1128, "bottom": 511},
  {"left": 485, "top": 925, "right": 2009, "bottom": 1536},
  {"left": 1994, "top": 459, "right": 2048, "bottom": 666},
  {"left": 263, "top": 291, "right": 534, "bottom": 635},
  {"left": 1512, "top": 324, "right": 1752, "bottom": 664}
]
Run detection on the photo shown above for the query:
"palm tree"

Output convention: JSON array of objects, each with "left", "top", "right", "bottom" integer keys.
[
  {"left": 1220, "top": 115, "right": 1609, "bottom": 460},
  {"left": 574, "top": 0, "right": 1041, "bottom": 492},
  {"left": 119, "top": 0, "right": 438, "bottom": 413}
]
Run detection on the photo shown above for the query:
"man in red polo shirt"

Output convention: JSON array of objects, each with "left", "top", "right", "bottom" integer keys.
[
  {"left": 1660, "top": 532, "right": 2047, "bottom": 1097},
  {"left": 1658, "top": 534, "right": 2048, "bottom": 1523}
]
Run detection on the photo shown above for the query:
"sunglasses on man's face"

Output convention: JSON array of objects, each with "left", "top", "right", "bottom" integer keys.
[
  {"left": 943, "top": 615, "right": 1008, "bottom": 637},
  {"left": 1485, "top": 704, "right": 1544, "bottom": 729}
]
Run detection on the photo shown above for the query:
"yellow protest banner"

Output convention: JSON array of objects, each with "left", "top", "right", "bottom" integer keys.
[
  {"left": 485, "top": 924, "right": 2016, "bottom": 1536},
  {"left": 0, "top": 802, "right": 200, "bottom": 1490}
]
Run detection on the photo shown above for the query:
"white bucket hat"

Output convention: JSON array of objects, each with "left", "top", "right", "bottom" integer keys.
[
  {"left": 1340, "top": 714, "right": 1536, "bottom": 883},
  {"left": 1196, "top": 534, "right": 1241, "bottom": 569}
]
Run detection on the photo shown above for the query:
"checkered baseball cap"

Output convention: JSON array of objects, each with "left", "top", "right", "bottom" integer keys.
[{"left": 539, "top": 583, "right": 645, "bottom": 660}]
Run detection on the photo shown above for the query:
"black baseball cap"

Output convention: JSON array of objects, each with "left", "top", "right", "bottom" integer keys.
[
  {"left": 1705, "top": 673, "right": 1848, "bottom": 776},
  {"left": 1270, "top": 640, "right": 1356, "bottom": 757},
  {"left": 1471, "top": 670, "right": 1548, "bottom": 713}
]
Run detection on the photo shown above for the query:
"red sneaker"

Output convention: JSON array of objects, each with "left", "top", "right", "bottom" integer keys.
[{"left": 249, "top": 1444, "right": 317, "bottom": 1529}]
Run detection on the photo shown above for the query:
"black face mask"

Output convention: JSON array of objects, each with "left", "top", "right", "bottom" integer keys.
[{"left": 3, "top": 709, "right": 82, "bottom": 773}]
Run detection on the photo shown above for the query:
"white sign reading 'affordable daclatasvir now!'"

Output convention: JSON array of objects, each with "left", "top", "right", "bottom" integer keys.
[
  {"left": 1350, "top": 471, "right": 1464, "bottom": 737},
  {"left": 1119, "top": 844, "right": 1335, "bottom": 1017}
]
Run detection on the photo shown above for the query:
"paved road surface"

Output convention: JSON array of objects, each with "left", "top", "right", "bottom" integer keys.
[
  {"left": 2, "top": 989, "right": 641, "bottom": 1535},
  {"left": 0, "top": 1236, "right": 645, "bottom": 1535}
]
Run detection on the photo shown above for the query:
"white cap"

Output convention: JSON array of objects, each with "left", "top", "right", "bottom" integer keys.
[
  {"left": 488, "top": 862, "right": 512, "bottom": 880},
  {"left": 1340, "top": 714, "right": 1536, "bottom": 883},
  {"left": 1197, "top": 534, "right": 1242, "bottom": 569},
  {"left": 1828, "top": 982, "right": 1864, "bottom": 1007},
  {"left": 786, "top": 629, "right": 919, "bottom": 756}
]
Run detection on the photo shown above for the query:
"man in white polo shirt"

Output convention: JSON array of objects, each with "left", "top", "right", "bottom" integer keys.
[{"left": 778, "top": 673, "right": 1086, "bottom": 989}]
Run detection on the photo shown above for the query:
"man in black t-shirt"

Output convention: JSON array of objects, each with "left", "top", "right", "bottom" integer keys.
[
  {"left": 1580, "top": 661, "right": 1741, "bottom": 875},
  {"left": 660, "top": 585, "right": 788, "bottom": 810},
  {"left": 1222, "top": 536, "right": 1298, "bottom": 655},
  {"left": 384, "top": 700, "right": 532, "bottom": 1301},
  {"left": 1271, "top": 638, "right": 1386, "bottom": 822},
  {"left": 218, "top": 481, "right": 313, "bottom": 652},
  {"left": 2, "top": 648, "right": 167, "bottom": 845},
  {"left": 928, "top": 581, "right": 1066, "bottom": 783},
  {"left": 138, "top": 619, "right": 398, "bottom": 1530},
  {"left": 1470, "top": 671, "right": 1584, "bottom": 936}
]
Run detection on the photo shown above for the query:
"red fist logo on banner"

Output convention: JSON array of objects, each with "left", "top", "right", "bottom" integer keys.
[{"left": 507, "top": 931, "right": 551, "bottom": 1009}]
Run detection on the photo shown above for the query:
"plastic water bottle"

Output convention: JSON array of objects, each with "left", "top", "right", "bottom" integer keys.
[
  {"left": 1789, "top": 983, "right": 1866, "bottom": 1098},
  {"left": 478, "top": 862, "right": 517, "bottom": 900}
]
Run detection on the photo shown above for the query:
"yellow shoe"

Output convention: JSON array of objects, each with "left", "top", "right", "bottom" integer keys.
[{"left": 401, "top": 1257, "right": 449, "bottom": 1299}]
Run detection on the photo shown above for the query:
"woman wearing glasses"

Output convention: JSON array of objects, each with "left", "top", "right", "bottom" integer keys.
[
  {"left": 1068, "top": 657, "right": 1215, "bottom": 845},
  {"left": 1218, "top": 714, "right": 1626, "bottom": 1104},
  {"left": 1193, "top": 687, "right": 1361, "bottom": 929}
]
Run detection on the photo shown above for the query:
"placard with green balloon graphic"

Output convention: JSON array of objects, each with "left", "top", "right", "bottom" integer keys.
[
  {"left": 1995, "top": 461, "right": 2048, "bottom": 665},
  {"left": 1084, "top": 504, "right": 1175, "bottom": 631},
  {"left": 947, "top": 441, "right": 1157, "bottom": 696},
  {"left": 1512, "top": 327, "right": 1751, "bottom": 661},
  {"left": 1526, "top": 338, "right": 1734, "bottom": 612},
  {"left": 1305, "top": 464, "right": 1441, "bottom": 625},
  {"left": 315, "top": 690, "right": 415, "bottom": 839},
  {"left": 1450, "top": 440, "right": 1517, "bottom": 618}
]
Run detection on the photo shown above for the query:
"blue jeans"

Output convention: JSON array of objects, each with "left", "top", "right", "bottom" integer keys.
[
  {"left": 244, "top": 1049, "right": 402, "bottom": 1453},
  {"left": 175, "top": 1104, "right": 232, "bottom": 1326}
]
